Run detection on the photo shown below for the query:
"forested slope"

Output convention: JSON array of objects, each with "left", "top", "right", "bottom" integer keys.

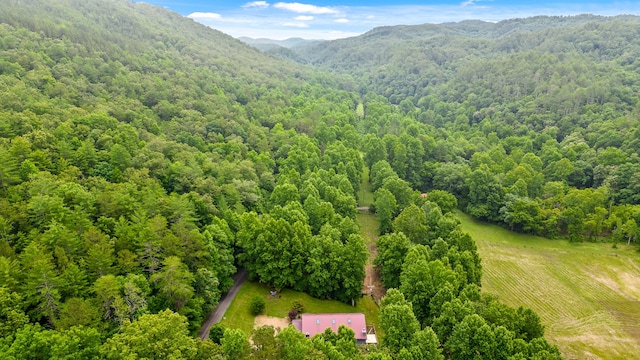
[
  {"left": 0, "top": 1, "right": 630, "bottom": 359},
  {"left": 0, "top": 0, "right": 371, "bottom": 357},
  {"left": 287, "top": 16, "right": 640, "bottom": 244}
]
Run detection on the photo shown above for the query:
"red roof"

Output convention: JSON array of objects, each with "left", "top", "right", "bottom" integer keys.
[{"left": 295, "top": 313, "right": 367, "bottom": 340}]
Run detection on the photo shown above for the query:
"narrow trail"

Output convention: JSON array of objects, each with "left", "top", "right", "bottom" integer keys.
[
  {"left": 358, "top": 212, "right": 386, "bottom": 302},
  {"left": 357, "top": 169, "right": 386, "bottom": 302}
]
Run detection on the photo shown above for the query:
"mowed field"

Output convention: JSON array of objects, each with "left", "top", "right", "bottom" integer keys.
[{"left": 458, "top": 212, "right": 640, "bottom": 360}]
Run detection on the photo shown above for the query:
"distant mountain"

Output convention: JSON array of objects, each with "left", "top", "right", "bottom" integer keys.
[
  {"left": 239, "top": 37, "right": 324, "bottom": 51},
  {"left": 284, "top": 14, "right": 640, "bottom": 102}
]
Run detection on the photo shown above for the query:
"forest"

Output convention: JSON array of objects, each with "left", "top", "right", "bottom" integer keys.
[{"left": 0, "top": 0, "right": 638, "bottom": 359}]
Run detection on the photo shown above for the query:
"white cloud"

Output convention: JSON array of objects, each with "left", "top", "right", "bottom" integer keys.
[
  {"left": 281, "top": 21, "right": 310, "bottom": 27},
  {"left": 243, "top": 1, "right": 270, "bottom": 9},
  {"left": 334, "top": 18, "right": 349, "bottom": 23},
  {"left": 295, "top": 15, "right": 314, "bottom": 21},
  {"left": 273, "top": 2, "right": 339, "bottom": 15},
  {"left": 187, "top": 12, "right": 222, "bottom": 20},
  {"left": 461, "top": 0, "right": 475, "bottom": 6}
]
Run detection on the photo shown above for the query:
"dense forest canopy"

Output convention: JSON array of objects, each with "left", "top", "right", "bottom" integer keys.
[
  {"left": 0, "top": 0, "right": 638, "bottom": 359},
  {"left": 284, "top": 14, "right": 640, "bottom": 242}
]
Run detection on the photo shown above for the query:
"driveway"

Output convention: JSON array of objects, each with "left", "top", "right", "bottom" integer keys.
[{"left": 197, "top": 268, "right": 248, "bottom": 340}]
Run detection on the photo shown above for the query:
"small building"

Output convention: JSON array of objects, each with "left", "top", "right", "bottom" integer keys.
[{"left": 292, "top": 313, "right": 377, "bottom": 345}]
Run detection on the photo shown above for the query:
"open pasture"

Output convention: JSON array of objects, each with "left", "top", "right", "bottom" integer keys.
[{"left": 458, "top": 212, "right": 640, "bottom": 359}]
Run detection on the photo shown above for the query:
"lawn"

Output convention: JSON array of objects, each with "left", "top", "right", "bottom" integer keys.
[
  {"left": 457, "top": 212, "right": 640, "bottom": 360},
  {"left": 220, "top": 281, "right": 381, "bottom": 337}
]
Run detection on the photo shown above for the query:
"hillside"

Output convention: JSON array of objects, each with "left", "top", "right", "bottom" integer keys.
[
  {"left": 290, "top": 15, "right": 640, "bottom": 102},
  {"left": 0, "top": 0, "right": 316, "bottom": 87},
  {"left": 0, "top": 0, "right": 374, "bottom": 357},
  {"left": 0, "top": 1, "right": 638, "bottom": 358}
]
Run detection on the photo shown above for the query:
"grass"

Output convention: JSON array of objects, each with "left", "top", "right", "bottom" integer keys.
[
  {"left": 357, "top": 212, "right": 379, "bottom": 253},
  {"left": 457, "top": 211, "right": 640, "bottom": 360},
  {"left": 220, "top": 281, "right": 381, "bottom": 337},
  {"left": 358, "top": 166, "right": 374, "bottom": 207}
]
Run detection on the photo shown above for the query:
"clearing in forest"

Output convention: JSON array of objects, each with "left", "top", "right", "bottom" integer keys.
[
  {"left": 357, "top": 166, "right": 386, "bottom": 302},
  {"left": 357, "top": 212, "right": 386, "bottom": 302},
  {"left": 458, "top": 212, "right": 640, "bottom": 360},
  {"left": 220, "top": 281, "right": 380, "bottom": 336}
]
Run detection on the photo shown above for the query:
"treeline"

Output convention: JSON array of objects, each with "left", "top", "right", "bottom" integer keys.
[
  {"left": 357, "top": 92, "right": 640, "bottom": 243},
  {"left": 367, "top": 156, "right": 560, "bottom": 358},
  {"left": 283, "top": 16, "right": 640, "bottom": 242}
]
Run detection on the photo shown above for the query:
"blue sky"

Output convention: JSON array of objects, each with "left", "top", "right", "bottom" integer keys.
[{"left": 141, "top": 1, "right": 640, "bottom": 39}]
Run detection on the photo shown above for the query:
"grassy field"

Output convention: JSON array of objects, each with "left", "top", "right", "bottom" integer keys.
[
  {"left": 358, "top": 166, "right": 374, "bottom": 207},
  {"left": 220, "top": 281, "right": 380, "bottom": 337},
  {"left": 458, "top": 212, "right": 640, "bottom": 360}
]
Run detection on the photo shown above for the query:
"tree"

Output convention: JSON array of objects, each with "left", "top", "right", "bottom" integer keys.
[
  {"left": 251, "top": 325, "right": 280, "bottom": 359},
  {"left": 370, "top": 160, "right": 397, "bottom": 191},
  {"left": 432, "top": 163, "right": 470, "bottom": 201},
  {"left": 374, "top": 232, "right": 411, "bottom": 289},
  {"left": 515, "top": 306, "right": 545, "bottom": 341},
  {"left": 0, "top": 287, "right": 29, "bottom": 338},
  {"left": 393, "top": 204, "right": 429, "bottom": 244},
  {"left": 305, "top": 234, "right": 341, "bottom": 299},
  {"left": 431, "top": 299, "right": 475, "bottom": 344},
  {"left": 101, "top": 310, "right": 199, "bottom": 359},
  {"left": 381, "top": 176, "right": 413, "bottom": 210},
  {"left": 277, "top": 325, "right": 315, "bottom": 360},
  {"left": 109, "top": 144, "right": 132, "bottom": 172},
  {"left": 467, "top": 165, "right": 503, "bottom": 222},
  {"left": 209, "top": 323, "right": 226, "bottom": 344},
  {"left": 410, "top": 328, "right": 444, "bottom": 360},
  {"left": 303, "top": 195, "right": 335, "bottom": 235},
  {"left": 374, "top": 188, "right": 397, "bottom": 235},
  {"left": 19, "top": 243, "right": 60, "bottom": 324},
  {"left": 500, "top": 194, "right": 544, "bottom": 234},
  {"left": 620, "top": 219, "right": 639, "bottom": 245},
  {"left": 54, "top": 297, "right": 102, "bottom": 330},
  {"left": 380, "top": 289, "right": 420, "bottom": 355},
  {"left": 250, "top": 295, "right": 266, "bottom": 315},
  {"left": 270, "top": 183, "right": 300, "bottom": 208},
  {"left": 363, "top": 134, "right": 388, "bottom": 170},
  {"left": 242, "top": 216, "right": 309, "bottom": 291},
  {"left": 337, "top": 234, "right": 368, "bottom": 303},
  {"left": 221, "top": 328, "right": 250, "bottom": 360},
  {"left": 445, "top": 314, "right": 496, "bottom": 360},
  {"left": 150, "top": 256, "right": 194, "bottom": 311},
  {"left": 425, "top": 190, "right": 458, "bottom": 214},
  {"left": 5, "top": 323, "right": 102, "bottom": 360},
  {"left": 400, "top": 256, "right": 458, "bottom": 325}
]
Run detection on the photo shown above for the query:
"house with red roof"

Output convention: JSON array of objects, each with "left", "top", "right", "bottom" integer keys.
[{"left": 291, "top": 313, "right": 377, "bottom": 345}]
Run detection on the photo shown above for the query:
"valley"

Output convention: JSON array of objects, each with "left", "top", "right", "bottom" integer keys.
[{"left": 0, "top": 1, "right": 639, "bottom": 359}]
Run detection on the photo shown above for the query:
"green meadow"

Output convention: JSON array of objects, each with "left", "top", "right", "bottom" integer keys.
[{"left": 458, "top": 212, "right": 640, "bottom": 359}]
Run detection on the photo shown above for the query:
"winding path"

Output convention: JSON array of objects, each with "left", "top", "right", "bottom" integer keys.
[{"left": 197, "top": 268, "right": 248, "bottom": 340}]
